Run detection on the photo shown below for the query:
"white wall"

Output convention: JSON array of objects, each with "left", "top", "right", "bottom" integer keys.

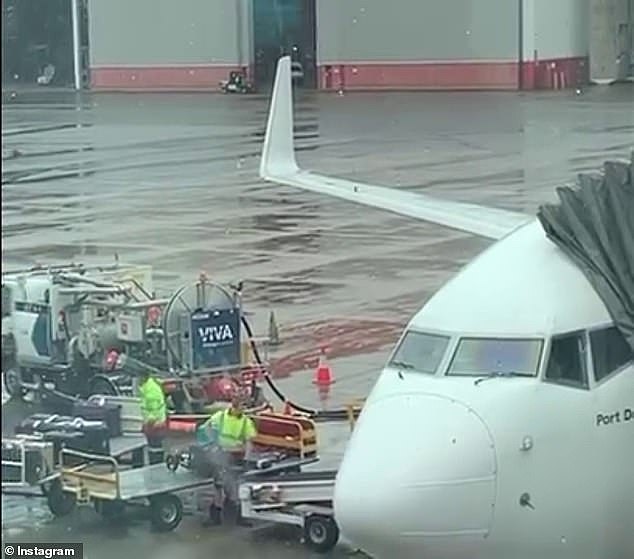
[
  {"left": 523, "top": 0, "right": 589, "bottom": 60},
  {"left": 89, "top": 0, "right": 245, "bottom": 66},
  {"left": 317, "top": 0, "right": 519, "bottom": 63}
]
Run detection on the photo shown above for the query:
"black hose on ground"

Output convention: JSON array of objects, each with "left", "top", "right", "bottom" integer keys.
[{"left": 240, "top": 315, "right": 361, "bottom": 423}]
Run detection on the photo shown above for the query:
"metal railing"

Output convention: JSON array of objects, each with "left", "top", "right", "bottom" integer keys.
[{"left": 60, "top": 448, "right": 121, "bottom": 501}]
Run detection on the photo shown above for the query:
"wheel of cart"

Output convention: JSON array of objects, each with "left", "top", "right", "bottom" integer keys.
[
  {"left": 148, "top": 494, "right": 183, "bottom": 532},
  {"left": 45, "top": 478, "right": 77, "bottom": 517},
  {"left": 304, "top": 514, "right": 340, "bottom": 553}
]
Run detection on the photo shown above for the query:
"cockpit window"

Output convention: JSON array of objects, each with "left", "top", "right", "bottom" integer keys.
[
  {"left": 590, "top": 326, "right": 633, "bottom": 382},
  {"left": 544, "top": 331, "right": 588, "bottom": 388},
  {"left": 447, "top": 337, "right": 543, "bottom": 376},
  {"left": 388, "top": 330, "right": 450, "bottom": 374}
]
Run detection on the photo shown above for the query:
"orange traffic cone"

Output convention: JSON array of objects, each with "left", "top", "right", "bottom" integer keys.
[{"left": 312, "top": 347, "right": 335, "bottom": 386}]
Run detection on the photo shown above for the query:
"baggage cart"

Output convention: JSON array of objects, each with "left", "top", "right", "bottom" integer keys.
[
  {"left": 2, "top": 432, "right": 148, "bottom": 516},
  {"left": 57, "top": 447, "right": 318, "bottom": 532}
]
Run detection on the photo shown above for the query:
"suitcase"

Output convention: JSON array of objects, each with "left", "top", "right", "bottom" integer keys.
[
  {"left": 42, "top": 428, "right": 110, "bottom": 458},
  {"left": 16, "top": 414, "right": 107, "bottom": 435},
  {"left": 15, "top": 414, "right": 70, "bottom": 435},
  {"left": 72, "top": 401, "right": 122, "bottom": 437}
]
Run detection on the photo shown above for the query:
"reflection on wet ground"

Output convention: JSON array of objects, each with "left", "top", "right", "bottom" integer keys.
[{"left": 2, "top": 83, "right": 634, "bottom": 556}]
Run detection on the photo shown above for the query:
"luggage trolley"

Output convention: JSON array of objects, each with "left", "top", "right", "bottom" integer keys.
[
  {"left": 2, "top": 431, "right": 149, "bottom": 517},
  {"left": 52, "top": 410, "right": 323, "bottom": 532},
  {"left": 58, "top": 448, "right": 219, "bottom": 531},
  {"left": 57, "top": 447, "right": 319, "bottom": 532}
]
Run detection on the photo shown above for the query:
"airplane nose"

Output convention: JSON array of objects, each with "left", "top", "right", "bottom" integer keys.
[{"left": 334, "top": 393, "right": 497, "bottom": 558}]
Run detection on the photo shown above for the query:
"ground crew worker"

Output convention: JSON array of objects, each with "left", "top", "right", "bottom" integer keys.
[
  {"left": 138, "top": 370, "right": 167, "bottom": 465},
  {"left": 202, "top": 393, "right": 257, "bottom": 526},
  {"left": 204, "top": 393, "right": 257, "bottom": 454}
]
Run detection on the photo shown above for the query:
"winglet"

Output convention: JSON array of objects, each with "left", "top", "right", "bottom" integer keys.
[{"left": 260, "top": 56, "right": 299, "bottom": 179}]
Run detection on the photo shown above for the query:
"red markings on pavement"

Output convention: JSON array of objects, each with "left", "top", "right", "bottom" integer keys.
[{"left": 269, "top": 318, "right": 404, "bottom": 378}]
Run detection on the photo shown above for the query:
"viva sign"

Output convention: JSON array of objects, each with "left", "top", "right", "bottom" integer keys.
[
  {"left": 198, "top": 323, "right": 234, "bottom": 345},
  {"left": 190, "top": 308, "right": 241, "bottom": 369}
]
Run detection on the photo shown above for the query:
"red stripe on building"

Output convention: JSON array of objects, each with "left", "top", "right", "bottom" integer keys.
[
  {"left": 90, "top": 57, "right": 588, "bottom": 92},
  {"left": 318, "top": 57, "right": 588, "bottom": 91},
  {"left": 90, "top": 65, "right": 248, "bottom": 91}
]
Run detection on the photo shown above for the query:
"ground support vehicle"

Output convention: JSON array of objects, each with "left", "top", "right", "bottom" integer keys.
[
  {"left": 59, "top": 448, "right": 221, "bottom": 531},
  {"left": 53, "top": 410, "right": 320, "bottom": 532},
  {"left": 2, "top": 263, "right": 271, "bottom": 413},
  {"left": 219, "top": 71, "right": 254, "bottom": 93},
  {"left": 239, "top": 469, "right": 339, "bottom": 553},
  {"left": 57, "top": 451, "right": 318, "bottom": 532}
]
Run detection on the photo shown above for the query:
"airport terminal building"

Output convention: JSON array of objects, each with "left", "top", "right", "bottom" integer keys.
[{"left": 3, "top": 0, "right": 633, "bottom": 91}]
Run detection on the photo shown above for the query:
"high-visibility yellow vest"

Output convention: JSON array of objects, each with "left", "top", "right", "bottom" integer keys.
[
  {"left": 139, "top": 377, "right": 167, "bottom": 424},
  {"left": 207, "top": 409, "right": 256, "bottom": 449}
]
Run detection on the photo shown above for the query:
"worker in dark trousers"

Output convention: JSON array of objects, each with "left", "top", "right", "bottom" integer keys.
[
  {"left": 138, "top": 370, "right": 167, "bottom": 465},
  {"left": 201, "top": 392, "right": 257, "bottom": 526}
]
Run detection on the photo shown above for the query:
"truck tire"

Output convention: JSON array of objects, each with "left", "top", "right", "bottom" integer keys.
[
  {"left": 304, "top": 514, "right": 339, "bottom": 553},
  {"left": 149, "top": 494, "right": 183, "bottom": 532},
  {"left": 46, "top": 480, "right": 76, "bottom": 517}
]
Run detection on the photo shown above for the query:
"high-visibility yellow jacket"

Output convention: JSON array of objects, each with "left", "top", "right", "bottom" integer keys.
[
  {"left": 139, "top": 377, "right": 167, "bottom": 424},
  {"left": 205, "top": 409, "right": 257, "bottom": 450}
]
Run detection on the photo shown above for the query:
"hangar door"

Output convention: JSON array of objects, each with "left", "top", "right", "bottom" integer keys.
[
  {"left": 2, "top": 0, "right": 89, "bottom": 88},
  {"left": 252, "top": 0, "right": 317, "bottom": 89}
]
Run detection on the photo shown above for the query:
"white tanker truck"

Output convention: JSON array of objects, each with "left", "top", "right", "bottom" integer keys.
[{"left": 1, "top": 261, "right": 269, "bottom": 412}]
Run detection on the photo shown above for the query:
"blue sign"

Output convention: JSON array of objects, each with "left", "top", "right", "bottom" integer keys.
[{"left": 190, "top": 308, "right": 241, "bottom": 370}]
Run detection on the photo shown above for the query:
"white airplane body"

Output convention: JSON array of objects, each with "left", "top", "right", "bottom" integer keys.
[{"left": 260, "top": 57, "right": 634, "bottom": 559}]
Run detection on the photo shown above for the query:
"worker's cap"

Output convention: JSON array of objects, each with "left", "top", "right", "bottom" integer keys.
[
  {"left": 105, "top": 350, "right": 119, "bottom": 368},
  {"left": 103, "top": 349, "right": 125, "bottom": 371}
]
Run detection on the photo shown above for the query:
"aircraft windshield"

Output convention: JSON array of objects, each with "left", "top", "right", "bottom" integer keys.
[
  {"left": 388, "top": 330, "right": 450, "bottom": 374},
  {"left": 447, "top": 337, "right": 544, "bottom": 377}
]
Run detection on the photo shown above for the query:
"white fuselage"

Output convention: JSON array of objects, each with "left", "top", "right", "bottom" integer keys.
[
  {"left": 256, "top": 55, "right": 633, "bottom": 559},
  {"left": 333, "top": 220, "right": 634, "bottom": 559},
  {"left": 334, "top": 365, "right": 633, "bottom": 559}
]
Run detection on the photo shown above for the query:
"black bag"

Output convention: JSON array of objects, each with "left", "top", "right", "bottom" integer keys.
[
  {"left": 14, "top": 414, "right": 47, "bottom": 433},
  {"left": 15, "top": 414, "right": 70, "bottom": 435},
  {"left": 15, "top": 414, "right": 107, "bottom": 435},
  {"left": 42, "top": 428, "right": 110, "bottom": 458},
  {"left": 72, "top": 401, "right": 122, "bottom": 437}
]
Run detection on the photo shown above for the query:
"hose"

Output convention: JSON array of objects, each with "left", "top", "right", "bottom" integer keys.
[
  {"left": 240, "top": 315, "right": 361, "bottom": 423},
  {"left": 96, "top": 310, "right": 359, "bottom": 422}
]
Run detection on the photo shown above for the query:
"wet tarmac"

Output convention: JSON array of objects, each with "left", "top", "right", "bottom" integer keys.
[
  {"left": 2, "top": 83, "right": 634, "bottom": 556},
  {"left": 1, "top": 351, "right": 380, "bottom": 558}
]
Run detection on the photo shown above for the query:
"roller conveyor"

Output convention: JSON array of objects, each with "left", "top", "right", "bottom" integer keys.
[{"left": 238, "top": 468, "right": 340, "bottom": 553}]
